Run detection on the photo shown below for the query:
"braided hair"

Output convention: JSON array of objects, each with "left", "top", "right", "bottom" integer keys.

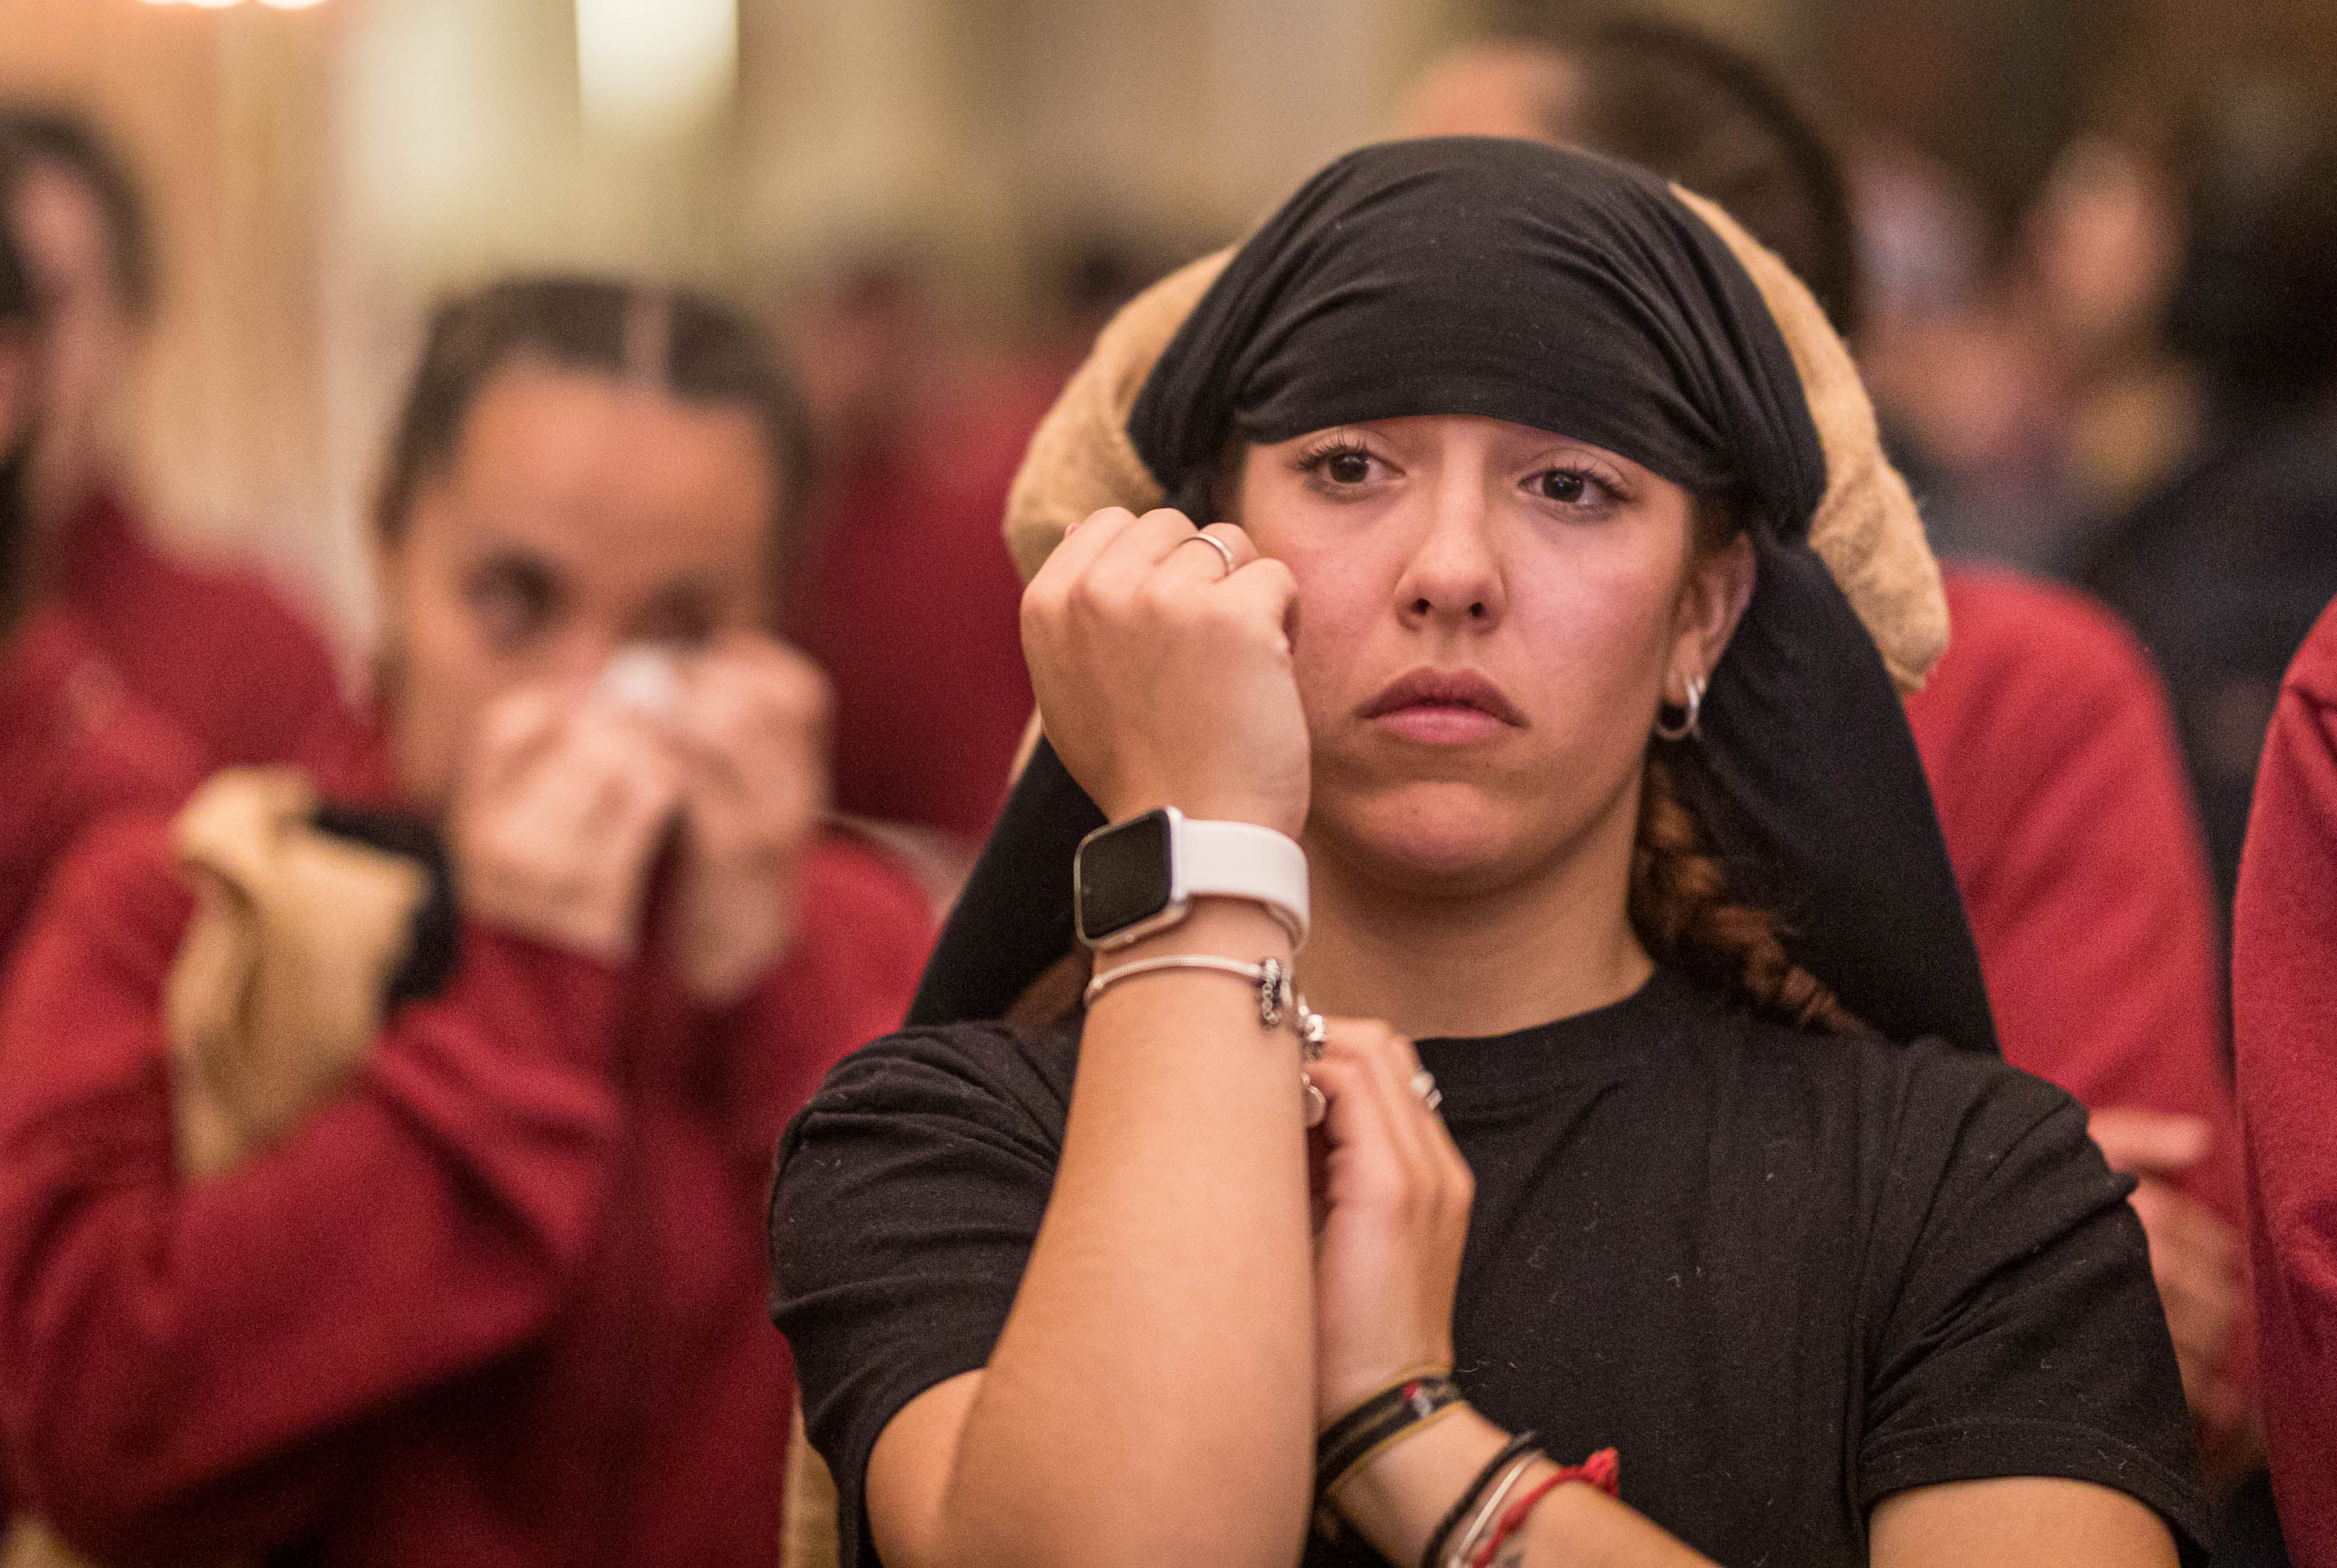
[
  {"left": 1629, "top": 751, "right": 1858, "bottom": 1035},
  {"left": 1629, "top": 495, "right": 1859, "bottom": 1036}
]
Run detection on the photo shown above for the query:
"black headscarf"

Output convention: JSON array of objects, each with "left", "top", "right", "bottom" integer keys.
[{"left": 912, "top": 138, "right": 1994, "bottom": 1055}]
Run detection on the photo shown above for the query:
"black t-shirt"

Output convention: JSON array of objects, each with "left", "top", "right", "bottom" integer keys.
[{"left": 770, "top": 969, "right": 2210, "bottom": 1567}]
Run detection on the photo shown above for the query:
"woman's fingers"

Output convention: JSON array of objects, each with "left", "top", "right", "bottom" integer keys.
[
  {"left": 1315, "top": 1020, "right": 1463, "bottom": 1217},
  {"left": 673, "top": 636, "right": 833, "bottom": 805},
  {"left": 454, "top": 690, "right": 684, "bottom": 962},
  {"left": 1320, "top": 1022, "right": 1432, "bottom": 1177},
  {"left": 462, "top": 681, "right": 571, "bottom": 809},
  {"left": 1150, "top": 521, "right": 1261, "bottom": 587},
  {"left": 1022, "top": 494, "right": 1312, "bottom": 833},
  {"left": 1309, "top": 1017, "right": 1476, "bottom": 1420}
]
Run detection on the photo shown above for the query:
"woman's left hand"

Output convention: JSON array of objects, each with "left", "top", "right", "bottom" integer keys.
[
  {"left": 1307, "top": 1019, "right": 1475, "bottom": 1428},
  {"left": 668, "top": 633, "right": 833, "bottom": 1006}
]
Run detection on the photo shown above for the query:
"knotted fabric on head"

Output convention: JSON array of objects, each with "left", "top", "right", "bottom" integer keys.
[{"left": 914, "top": 137, "right": 1994, "bottom": 1056}]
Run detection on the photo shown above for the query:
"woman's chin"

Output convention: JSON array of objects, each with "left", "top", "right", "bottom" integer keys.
[{"left": 1312, "top": 784, "right": 1551, "bottom": 890}]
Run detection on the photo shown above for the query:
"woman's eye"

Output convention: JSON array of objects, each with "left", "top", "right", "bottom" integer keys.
[
  {"left": 1325, "top": 449, "right": 1374, "bottom": 485},
  {"left": 467, "top": 557, "right": 559, "bottom": 651},
  {"left": 1537, "top": 469, "right": 1591, "bottom": 504}
]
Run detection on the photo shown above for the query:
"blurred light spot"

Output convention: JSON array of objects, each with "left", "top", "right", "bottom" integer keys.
[{"left": 575, "top": 0, "right": 738, "bottom": 137}]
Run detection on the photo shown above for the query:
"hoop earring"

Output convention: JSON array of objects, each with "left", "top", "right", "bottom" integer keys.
[{"left": 1653, "top": 673, "right": 1705, "bottom": 743}]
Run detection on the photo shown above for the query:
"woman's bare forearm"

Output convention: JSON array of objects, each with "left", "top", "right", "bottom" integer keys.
[{"left": 928, "top": 900, "right": 1317, "bottom": 1568}]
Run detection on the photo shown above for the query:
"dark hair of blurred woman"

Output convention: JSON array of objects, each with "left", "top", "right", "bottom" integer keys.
[{"left": 378, "top": 276, "right": 818, "bottom": 578}]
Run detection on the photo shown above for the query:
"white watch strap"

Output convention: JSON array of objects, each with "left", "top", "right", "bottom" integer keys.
[{"left": 1174, "top": 815, "right": 1310, "bottom": 949}]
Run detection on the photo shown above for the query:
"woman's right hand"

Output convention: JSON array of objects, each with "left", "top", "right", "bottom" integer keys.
[
  {"left": 1307, "top": 1019, "right": 1475, "bottom": 1429},
  {"left": 1021, "top": 506, "right": 1309, "bottom": 837},
  {"left": 451, "top": 681, "right": 684, "bottom": 963}
]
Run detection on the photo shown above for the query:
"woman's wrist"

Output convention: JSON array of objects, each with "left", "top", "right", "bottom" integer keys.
[
  {"left": 1331, "top": 1404, "right": 1515, "bottom": 1567},
  {"left": 1108, "top": 895, "right": 1296, "bottom": 968}
]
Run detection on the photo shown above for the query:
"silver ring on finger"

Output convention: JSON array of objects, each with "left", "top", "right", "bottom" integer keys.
[
  {"left": 1410, "top": 1068, "right": 1442, "bottom": 1113},
  {"left": 1178, "top": 529, "right": 1238, "bottom": 578}
]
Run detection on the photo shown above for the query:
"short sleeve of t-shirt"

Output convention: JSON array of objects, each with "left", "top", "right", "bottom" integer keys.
[
  {"left": 770, "top": 1021, "right": 1069, "bottom": 1568},
  {"left": 1853, "top": 1044, "right": 2208, "bottom": 1548}
]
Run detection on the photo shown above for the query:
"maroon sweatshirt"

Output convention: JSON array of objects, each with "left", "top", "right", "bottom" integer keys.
[
  {"left": 2234, "top": 593, "right": 2337, "bottom": 1565},
  {"left": 0, "top": 754, "right": 931, "bottom": 1564},
  {"left": 0, "top": 488, "right": 345, "bottom": 957}
]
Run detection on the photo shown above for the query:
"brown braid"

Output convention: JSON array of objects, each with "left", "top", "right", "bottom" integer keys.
[{"left": 1628, "top": 752, "right": 1862, "bottom": 1035}]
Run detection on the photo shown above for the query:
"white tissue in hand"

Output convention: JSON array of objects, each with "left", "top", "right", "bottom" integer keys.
[{"left": 600, "top": 646, "right": 682, "bottom": 717}]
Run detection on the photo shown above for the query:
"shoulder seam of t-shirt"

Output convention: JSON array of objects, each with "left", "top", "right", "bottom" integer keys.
[
  {"left": 1892, "top": 1065, "right": 2088, "bottom": 1254},
  {"left": 1858, "top": 1062, "right": 2110, "bottom": 1381}
]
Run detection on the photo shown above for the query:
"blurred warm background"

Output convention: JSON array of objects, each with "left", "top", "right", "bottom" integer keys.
[
  {"left": 6, "top": 4, "right": 2337, "bottom": 1561},
  {"left": 4, "top": 0, "right": 2331, "bottom": 657}
]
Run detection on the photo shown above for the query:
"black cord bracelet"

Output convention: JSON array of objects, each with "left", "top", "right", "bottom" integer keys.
[
  {"left": 1421, "top": 1429, "right": 1539, "bottom": 1568},
  {"left": 1312, "top": 1374, "right": 1463, "bottom": 1509}
]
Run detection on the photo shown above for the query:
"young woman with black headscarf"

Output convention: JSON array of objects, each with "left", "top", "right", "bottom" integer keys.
[{"left": 769, "top": 139, "right": 2207, "bottom": 1568}]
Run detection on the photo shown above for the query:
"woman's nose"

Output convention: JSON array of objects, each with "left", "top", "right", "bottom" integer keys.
[
  {"left": 1396, "top": 481, "right": 1506, "bottom": 627},
  {"left": 548, "top": 626, "right": 624, "bottom": 688}
]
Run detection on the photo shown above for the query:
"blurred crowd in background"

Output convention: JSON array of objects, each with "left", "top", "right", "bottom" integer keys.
[
  {"left": 12, "top": 0, "right": 2337, "bottom": 897},
  {"left": 2, "top": 0, "right": 2337, "bottom": 1562}
]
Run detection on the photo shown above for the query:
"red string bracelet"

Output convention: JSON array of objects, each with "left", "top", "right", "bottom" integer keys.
[{"left": 1466, "top": 1448, "right": 1620, "bottom": 1568}]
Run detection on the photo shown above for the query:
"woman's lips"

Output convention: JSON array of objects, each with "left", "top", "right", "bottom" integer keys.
[{"left": 1359, "top": 668, "right": 1527, "bottom": 744}]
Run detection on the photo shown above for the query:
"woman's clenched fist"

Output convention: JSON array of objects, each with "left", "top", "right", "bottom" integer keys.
[{"left": 1022, "top": 507, "right": 1309, "bottom": 838}]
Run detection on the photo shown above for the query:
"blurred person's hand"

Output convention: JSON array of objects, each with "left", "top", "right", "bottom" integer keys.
[
  {"left": 451, "top": 681, "right": 684, "bottom": 963},
  {"left": 667, "top": 633, "right": 832, "bottom": 1006},
  {"left": 2088, "top": 1108, "right": 2249, "bottom": 1454}
]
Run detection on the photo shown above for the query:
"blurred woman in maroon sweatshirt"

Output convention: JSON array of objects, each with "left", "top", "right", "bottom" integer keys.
[
  {"left": 0, "top": 277, "right": 931, "bottom": 1564},
  {"left": 2234, "top": 594, "right": 2337, "bottom": 1567},
  {"left": 0, "top": 110, "right": 344, "bottom": 955}
]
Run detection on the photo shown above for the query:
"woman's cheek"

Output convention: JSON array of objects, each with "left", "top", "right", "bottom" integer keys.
[
  {"left": 1282, "top": 555, "right": 1379, "bottom": 732},
  {"left": 391, "top": 608, "right": 504, "bottom": 813}
]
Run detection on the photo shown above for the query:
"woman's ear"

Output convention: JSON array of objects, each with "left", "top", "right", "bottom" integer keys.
[{"left": 1672, "top": 532, "right": 1756, "bottom": 692}]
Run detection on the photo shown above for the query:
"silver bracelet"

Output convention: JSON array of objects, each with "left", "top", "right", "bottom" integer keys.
[
  {"left": 1445, "top": 1451, "right": 1543, "bottom": 1568},
  {"left": 1082, "top": 955, "right": 1329, "bottom": 1125},
  {"left": 1083, "top": 953, "right": 1294, "bottom": 1024}
]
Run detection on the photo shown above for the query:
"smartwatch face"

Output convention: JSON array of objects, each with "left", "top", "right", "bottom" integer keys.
[{"left": 1076, "top": 809, "right": 1178, "bottom": 943}]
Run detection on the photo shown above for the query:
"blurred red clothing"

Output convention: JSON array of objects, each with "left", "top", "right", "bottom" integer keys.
[
  {"left": 2234, "top": 593, "right": 2337, "bottom": 1564},
  {"left": 785, "top": 385, "right": 1042, "bottom": 842},
  {"left": 1905, "top": 567, "right": 2249, "bottom": 1376},
  {"left": 0, "top": 489, "right": 348, "bottom": 957},
  {"left": 0, "top": 611, "right": 203, "bottom": 955},
  {"left": 0, "top": 736, "right": 932, "bottom": 1564},
  {"left": 51, "top": 488, "right": 345, "bottom": 768}
]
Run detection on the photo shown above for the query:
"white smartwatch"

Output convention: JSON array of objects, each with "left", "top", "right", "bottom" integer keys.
[{"left": 1073, "top": 806, "right": 1309, "bottom": 951}]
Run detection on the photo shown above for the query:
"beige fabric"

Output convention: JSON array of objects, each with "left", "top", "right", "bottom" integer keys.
[
  {"left": 1000, "top": 201, "right": 1947, "bottom": 692},
  {"left": 1001, "top": 248, "right": 1233, "bottom": 584},
  {"left": 1667, "top": 186, "right": 1947, "bottom": 690},
  {"left": 781, "top": 1397, "right": 842, "bottom": 1568},
  {"left": 163, "top": 768, "right": 427, "bottom": 1178}
]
